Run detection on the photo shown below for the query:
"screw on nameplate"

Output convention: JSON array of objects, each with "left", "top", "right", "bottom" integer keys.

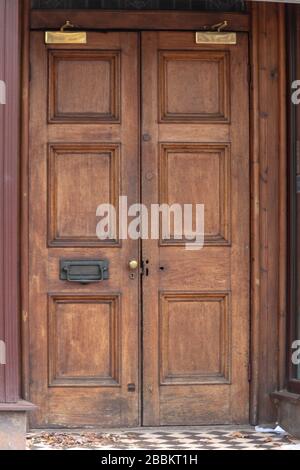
[
  {"left": 0, "top": 80, "right": 6, "bottom": 105},
  {"left": 45, "top": 20, "right": 87, "bottom": 44},
  {"left": 196, "top": 20, "right": 236, "bottom": 45}
]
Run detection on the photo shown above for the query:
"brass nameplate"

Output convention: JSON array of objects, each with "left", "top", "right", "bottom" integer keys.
[
  {"left": 196, "top": 32, "right": 236, "bottom": 45},
  {"left": 45, "top": 31, "right": 87, "bottom": 44}
]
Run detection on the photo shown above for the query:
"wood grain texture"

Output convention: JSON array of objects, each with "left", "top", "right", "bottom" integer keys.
[
  {"left": 277, "top": 3, "right": 287, "bottom": 393},
  {"left": 48, "top": 50, "right": 120, "bottom": 123},
  {"left": 159, "top": 292, "right": 230, "bottom": 385},
  {"left": 47, "top": 143, "right": 120, "bottom": 246},
  {"left": 249, "top": 1, "right": 288, "bottom": 424},
  {"left": 159, "top": 50, "right": 230, "bottom": 123},
  {"left": 28, "top": 32, "right": 140, "bottom": 427},
  {"left": 30, "top": 10, "right": 250, "bottom": 31},
  {"left": 159, "top": 143, "right": 231, "bottom": 245},
  {"left": 142, "top": 31, "right": 250, "bottom": 426},
  {"left": 19, "top": 5, "right": 288, "bottom": 427},
  {"left": 249, "top": 0, "right": 260, "bottom": 426},
  {"left": 48, "top": 294, "right": 120, "bottom": 387}
]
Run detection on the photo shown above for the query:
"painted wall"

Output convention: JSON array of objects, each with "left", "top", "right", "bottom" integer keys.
[{"left": 0, "top": 0, "right": 20, "bottom": 404}]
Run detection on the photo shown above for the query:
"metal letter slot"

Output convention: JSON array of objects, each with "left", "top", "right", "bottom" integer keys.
[
  {"left": 196, "top": 20, "right": 236, "bottom": 45},
  {"left": 60, "top": 260, "right": 109, "bottom": 284},
  {"left": 45, "top": 20, "right": 87, "bottom": 45}
]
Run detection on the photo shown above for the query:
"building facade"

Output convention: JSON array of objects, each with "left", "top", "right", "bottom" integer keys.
[{"left": 0, "top": 0, "right": 300, "bottom": 449}]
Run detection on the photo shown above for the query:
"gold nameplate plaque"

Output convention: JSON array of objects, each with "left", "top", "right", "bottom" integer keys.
[
  {"left": 45, "top": 31, "right": 87, "bottom": 44},
  {"left": 45, "top": 21, "right": 87, "bottom": 45},
  {"left": 195, "top": 31, "right": 237, "bottom": 45}
]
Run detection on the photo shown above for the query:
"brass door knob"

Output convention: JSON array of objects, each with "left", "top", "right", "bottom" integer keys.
[{"left": 129, "top": 259, "right": 138, "bottom": 270}]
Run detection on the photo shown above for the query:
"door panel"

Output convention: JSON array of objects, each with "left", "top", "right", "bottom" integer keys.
[
  {"left": 29, "top": 32, "right": 140, "bottom": 427},
  {"left": 142, "top": 32, "right": 250, "bottom": 425},
  {"left": 29, "top": 30, "right": 250, "bottom": 428}
]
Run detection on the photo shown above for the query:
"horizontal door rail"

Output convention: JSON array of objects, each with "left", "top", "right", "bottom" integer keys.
[{"left": 31, "top": 10, "right": 250, "bottom": 31}]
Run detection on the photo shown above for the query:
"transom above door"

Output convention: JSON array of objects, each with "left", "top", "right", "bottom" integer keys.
[
  {"left": 28, "top": 30, "right": 250, "bottom": 427},
  {"left": 31, "top": 0, "right": 247, "bottom": 12}
]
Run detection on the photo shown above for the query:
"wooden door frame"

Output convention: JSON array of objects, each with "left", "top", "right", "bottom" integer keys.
[{"left": 20, "top": 0, "right": 287, "bottom": 426}]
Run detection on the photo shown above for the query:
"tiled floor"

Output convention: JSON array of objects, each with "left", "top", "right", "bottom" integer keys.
[{"left": 27, "top": 426, "right": 300, "bottom": 450}]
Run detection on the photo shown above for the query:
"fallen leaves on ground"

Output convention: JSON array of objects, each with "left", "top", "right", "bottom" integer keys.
[
  {"left": 26, "top": 432, "right": 130, "bottom": 450},
  {"left": 229, "top": 432, "right": 247, "bottom": 439},
  {"left": 263, "top": 437, "right": 274, "bottom": 443}
]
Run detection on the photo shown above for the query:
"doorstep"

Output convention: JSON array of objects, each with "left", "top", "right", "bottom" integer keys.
[
  {"left": 272, "top": 390, "right": 300, "bottom": 438},
  {"left": 0, "top": 401, "right": 36, "bottom": 450},
  {"left": 27, "top": 425, "right": 300, "bottom": 451}
]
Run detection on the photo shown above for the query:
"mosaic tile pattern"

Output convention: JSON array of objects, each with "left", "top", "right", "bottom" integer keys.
[{"left": 27, "top": 427, "right": 300, "bottom": 450}]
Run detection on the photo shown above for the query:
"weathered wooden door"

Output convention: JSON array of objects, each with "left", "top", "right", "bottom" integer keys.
[
  {"left": 29, "top": 30, "right": 249, "bottom": 427},
  {"left": 141, "top": 32, "right": 250, "bottom": 425},
  {"left": 29, "top": 32, "right": 140, "bottom": 427}
]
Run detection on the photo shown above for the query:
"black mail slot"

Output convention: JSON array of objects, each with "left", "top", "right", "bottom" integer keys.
[{"left": 60, "top": 259, "right": 109, "bottom": 284}]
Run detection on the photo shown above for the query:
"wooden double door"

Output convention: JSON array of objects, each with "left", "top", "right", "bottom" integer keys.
[{"left": 29, "top": 31, "right": 250, "bottom": 427}]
